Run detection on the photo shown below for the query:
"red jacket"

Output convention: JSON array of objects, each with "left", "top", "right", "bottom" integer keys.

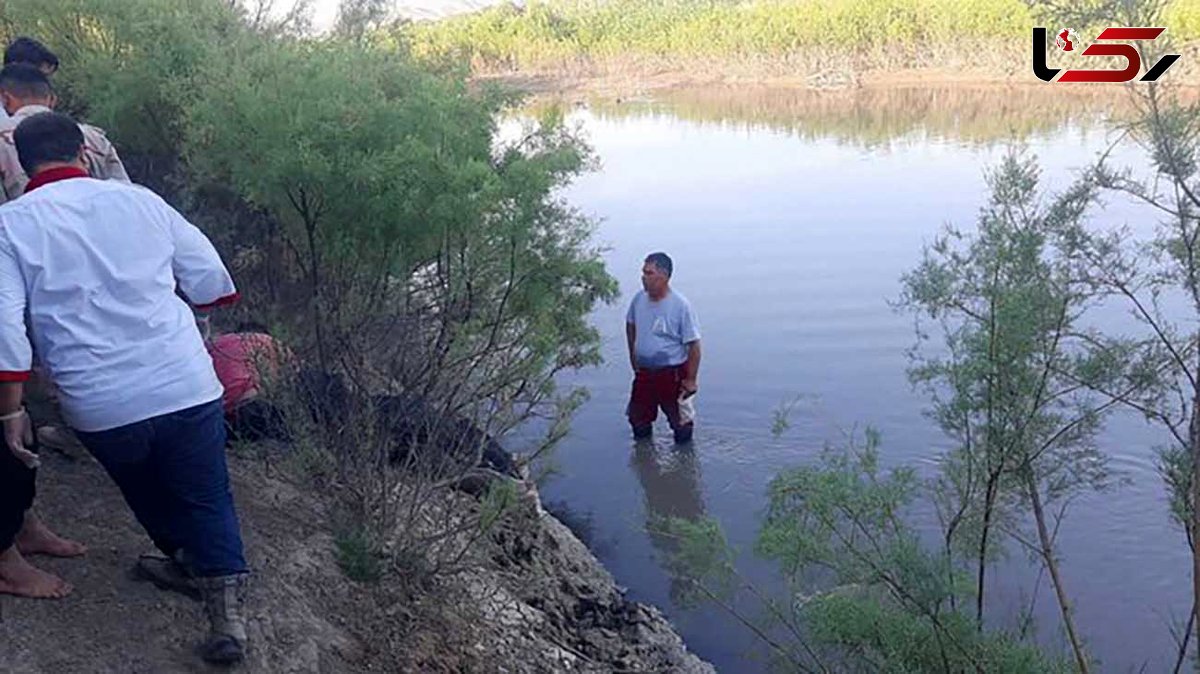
[{"left": 206, "top": 333, "right": 287, "bottom": 415}]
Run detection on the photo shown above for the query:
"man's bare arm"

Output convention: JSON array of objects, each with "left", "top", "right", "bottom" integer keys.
[
  {"left": 0, "top": 381, "right": 22, "bottom": 415},
  {"left": 682, "top": 341, "right": 701, "bottom": 394}
]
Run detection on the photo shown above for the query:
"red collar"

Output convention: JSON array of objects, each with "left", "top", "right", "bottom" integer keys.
[{"left": 25, "top": 166, "right": 90, "bottom": 193}]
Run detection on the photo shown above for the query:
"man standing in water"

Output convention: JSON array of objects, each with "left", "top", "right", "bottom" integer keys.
[{"left": 625, "top": 252, "right": 702, "bottom": 444}]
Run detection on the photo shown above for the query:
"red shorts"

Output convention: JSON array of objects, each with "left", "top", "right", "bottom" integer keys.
[{"left": 627, "top": 364, "right": 691, "bottom": 431}]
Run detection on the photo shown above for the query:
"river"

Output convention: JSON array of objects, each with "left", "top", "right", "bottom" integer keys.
[{"left": 528, "top": 84, "right": 1190, "bottom": 672}]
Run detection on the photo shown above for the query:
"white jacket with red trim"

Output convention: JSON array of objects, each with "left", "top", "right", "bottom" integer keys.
[{"left": 0, "top": 171, "right": 237, "bottom": 431}]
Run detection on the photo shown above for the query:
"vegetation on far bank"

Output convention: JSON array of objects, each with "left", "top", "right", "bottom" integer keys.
[{"left": 409, "top": 0, "right": 1200, "bottom": 74}]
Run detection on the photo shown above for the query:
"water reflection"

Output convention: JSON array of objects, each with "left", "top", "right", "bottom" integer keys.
[
  {"left": 645, "top": 85, "right": 1121, "bottom": 145},
  {"left": 631, "top": 438, "right": 707, "bottom": 603},
  {"left": 534, "top": 84, "right": 1142, "bottom": 147}
]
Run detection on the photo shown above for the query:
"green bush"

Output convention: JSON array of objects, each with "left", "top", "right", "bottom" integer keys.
[
  {"left": 335, "top": 526, "right": 384, "bottom": 583},
  {"left": 0, "top": 0, "right": 239, "bottom": 173},
  {"left": 0, "top": 0, "right": 616, "bottom": 584}
]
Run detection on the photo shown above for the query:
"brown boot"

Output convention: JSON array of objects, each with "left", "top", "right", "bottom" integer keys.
[
  {"left": 133, "top": 552, "right": 201, "bottom": 600},
  {"left": 197, "top": 573, "right": 249, "bottom": 665}
]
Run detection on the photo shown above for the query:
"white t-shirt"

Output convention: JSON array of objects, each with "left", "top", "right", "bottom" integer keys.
[
  {"left": 625, "top": 289, "right": 701, "bottom": 368},
  {"left": 0, "top": 174, "right": 237, "bottom": 431}
]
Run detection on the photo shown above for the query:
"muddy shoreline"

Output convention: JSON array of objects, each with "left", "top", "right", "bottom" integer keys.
[{"left": 474, "top": 53, "right": 1200, "bottom": 104}]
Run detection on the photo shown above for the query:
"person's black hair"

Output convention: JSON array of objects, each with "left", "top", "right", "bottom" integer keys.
[
  {"left": 0, "top": 63, "right": 53, "bottom": 101},
  {"left": 236, "top": 321, "right": 271, "bottom": 335},
  {"left": 645, "top": 252, "right": 673, "bottom": 278},
  {"left": 3, "top": 37, "right": 59, "bottom": 72},
  {"left": 14, "top": 111, "right": 83, "bottom": 176}
]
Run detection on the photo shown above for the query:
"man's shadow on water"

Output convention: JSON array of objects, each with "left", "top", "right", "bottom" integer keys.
[{"left": 630, "top": 437, "right": 708, "bottom": 606}]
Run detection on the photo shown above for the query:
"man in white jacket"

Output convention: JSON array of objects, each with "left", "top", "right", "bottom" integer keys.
[{"left": 0, "top": 111, "right": 249, "bottom": 665}]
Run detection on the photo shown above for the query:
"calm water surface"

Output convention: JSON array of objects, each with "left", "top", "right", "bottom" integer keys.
[{"left": 530, "top": 87, "right": 1188, "bottom": 673}]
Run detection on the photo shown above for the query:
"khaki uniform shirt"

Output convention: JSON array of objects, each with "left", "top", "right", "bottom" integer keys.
[{"left": 0, "top": 104, "right": 130, "bottom": 205}]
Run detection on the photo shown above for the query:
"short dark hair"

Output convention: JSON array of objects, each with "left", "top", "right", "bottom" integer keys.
[
  {"left": 237, "top": 321, "right": 271, "bottom": 335},
  {"left": 3, "top": 37, "right": 59, "bottom": 71},
  {"left": 0, "top": 64, "right": 54, "bottom": 100},
  {"left": 14, "top": 112, "right": 83, "bottom": 175},
  {"left": 645, "top": 252, "right": 673, "bottom": 277}
]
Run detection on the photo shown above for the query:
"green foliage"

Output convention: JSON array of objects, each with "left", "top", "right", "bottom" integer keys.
[
  {"left": 900, "top": 151, "right": 1119, "bottom": 537},
  {"left": 479, "top": 478, "right": 521, "bottom": 532},
  {"left": 179, "top": 36, "right": 621, "bottom": 404},
  {"left": 184, "top": 39, "right": 489, "bottom": 275},
  {"left": 409, "top": 0, "right": 1200, "bottom": 71},
  {"left": 1168, "top": 0, "right": 1200, "bottom": 39},
  {"left": 1035, "top": 11, "right": 1200, "bottom": 656},
  {"left": 770, "top": 394, "right": 806, "bottom": 437},
  {"left": 335, "top": 526, "right": 385, "bottom": 583},
  {"left": 757, "top": 429, "right": 921, "bottom": 587},
  {"left": 410, "top": 0, "right": 1032, "bottom": 68},
  {"left": 665, "top": 433, "right": 1069, "bottom": 672},
  {"left": 1046, "top": 81, "right": 1200, "bottom": 555},
  {"left": 899, "top": 152, "right": 1124, "bottom": 670},
  {"left": 1159, "top": 445, "right": 1194, "bottom": 540},
  {"left": 0, "top": 0, "right": 241, "bottom": 172},
  {"left": 805, "top": 592, "right": 1069, "bottom": 673}
]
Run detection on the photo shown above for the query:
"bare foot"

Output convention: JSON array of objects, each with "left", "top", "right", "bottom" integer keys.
[
  {"left": 16, "top": 513, "right": 87, "bottom": 558},
  {"left": 0, "top": 546, "right": 72, "bottom": 599}
]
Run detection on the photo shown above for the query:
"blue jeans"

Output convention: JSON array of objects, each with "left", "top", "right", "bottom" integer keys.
[{"left": 75, "top": 399, "right": 248, "bottom": 577}]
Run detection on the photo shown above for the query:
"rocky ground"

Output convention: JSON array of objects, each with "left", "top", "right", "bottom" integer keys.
[{"left": 0, "top": 441, "right": 713, "bottom": 673}]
